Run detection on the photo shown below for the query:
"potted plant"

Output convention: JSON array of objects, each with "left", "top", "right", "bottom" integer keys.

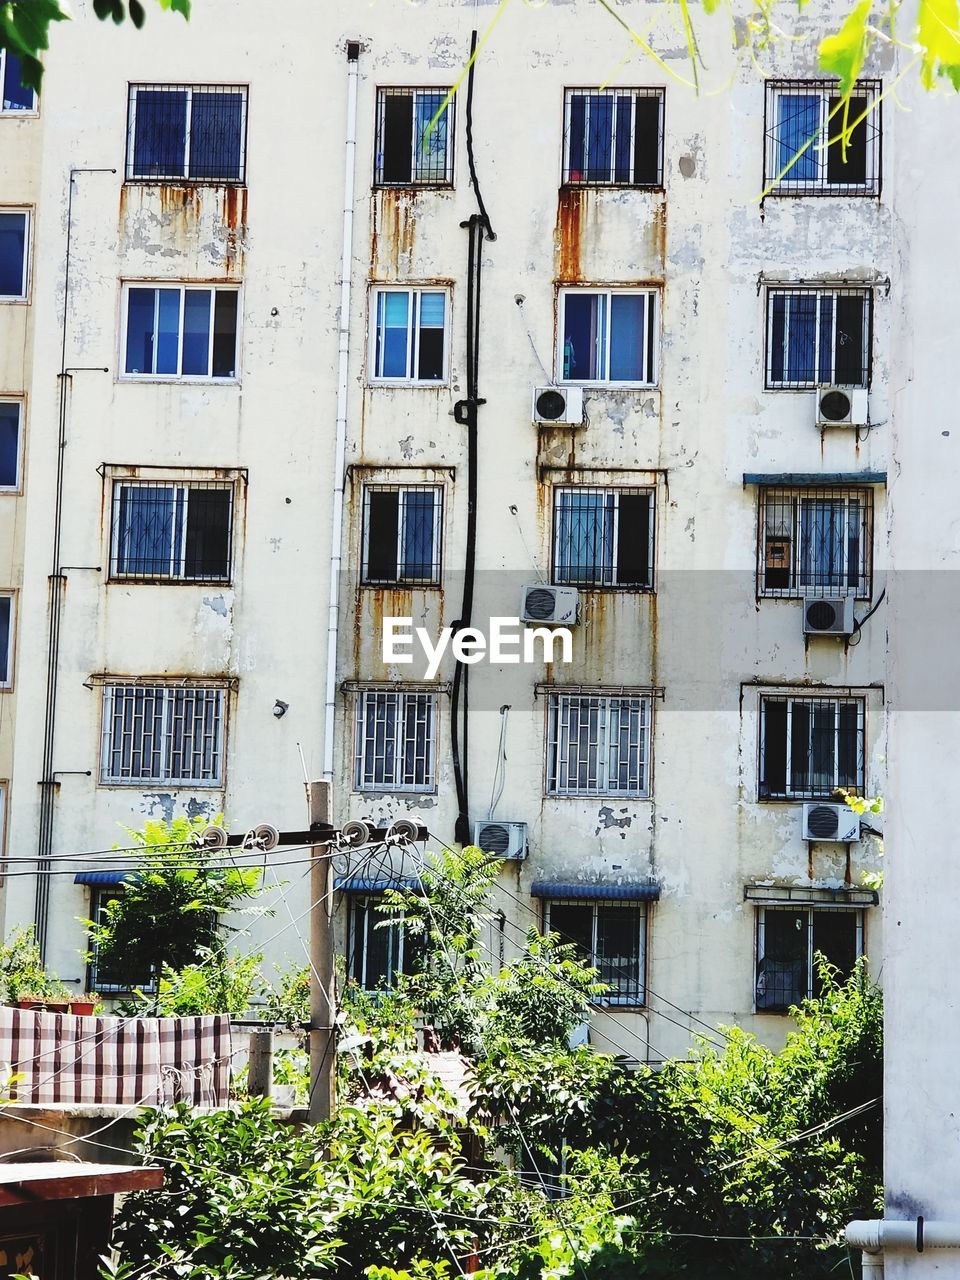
[
  {"left": 69, "top": 993, "right": 100, "bottom": 1016},
  {"left": 17, "top": 992, "right": 70, "bottom": 1013}
]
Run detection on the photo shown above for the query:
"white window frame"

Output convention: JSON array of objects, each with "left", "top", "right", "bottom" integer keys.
[
  {"left": 766, "top": 82, "right": 879, "bottom": 196},
  {"left": 0, "top": 208, "right": 30, "bottom": 302},
  {"left": 756, "top": 905, "right": 864, "bottom": 1009},
  {"left": 361, "top": 483, "right": 444, "bottom": 586},
  {"left": 0, "top": 399, "right": 23, "bottom": 493},
  {"left": 0, "top": 50, "right": 37, "bottom": 116},
  {"left": 347, "top": 896, "right": 410, "bottom": 991},
  {"left": 759, "top": 694, "right": 865, "bottom": 800},
  {"left": 546, "top": 692, "right": 651, "bottom": 798},
  {"left": 758, "top": 487, "right": 872, "bottom": 599},
  {"left": 765, "top": 287, "right": 871, "bottom": 389},
  {"left": 374, "top": 87, "right": 455, "bottom": 187},
  {"left": 557, "top": 287, "right": 659, "bottom": 388},
  {"left": 354, "top": 688, "right": 438, "bottom": 794},
  {"left": 120, "top": 283, "right": 240, "bottom": 382},
  {"left": 552, "top": 485, "right": 655, "bottom": 588},
  {"left": 562, "top": 88, "right": 664, "bottom": 187},
  {"left": 126, "top": 84, "right": 249, "bottom": 183},
  {"left": 369, "top": 286, "right": 450, "bottom": 385},
  {"left": 0, "top": 592, "right": 14, "bottom": 689},
  {"left": 109, "top": 479, "right": 235, "bottom": 583},
  {"left": 99, "top": 682, "right": 227, "bottom": 787},
  {"left": 544, "top": 898, "right": 648, "bottom": 1006}
]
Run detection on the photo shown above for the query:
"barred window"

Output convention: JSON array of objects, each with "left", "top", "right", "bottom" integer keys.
[
  {"left": 362, "top": 484, "right": 442, "bottom": 586},
  {"left": 563, "top": 88, "right": 663, "bottom": 186},
  {"left": 122, "top": 284, "right": 239, "bottom": 380},
  {"left": 126, "top": 84, "right": 247, "bottom": 183},
  {"left": 354, "top": 689, "right": 437, "bottom": 793},
  {"left": 756, "top": 906, "right": 862, "bottom": 1011},
  {"left": 558, "top": 288, "right": 658, "bottom": 385},
  {"left": 547, "top": 693, "right": 650, "bottom": 797},
  {"left": 764, "top": 80, "right": 880, "bottom": 196},
  {"left": 0, "top": 210, "right": 29, "bottom": 300},
  {"left": 347, "top": 896, "right": 415, "bottom": 991},
  {"left": 110, "top": 481, "right": 233, "bottom": 583},
  {"left": 0, "top": 400, "right": 22, "bottom": 490},
  {"left": 100, "top": 683, "right": 226, "bottom": 787},
  {"left": 1, "top": 50, "right": 35, "bottom": 113},
  {"left": 545, "top": 899, "right": 647, "bottom": 1004},
  {"left": 371, "top": 287, "right": 448, "bottom": 383},
  {"left": 759, "top": 695, "right": 864, "bottom": 801},
  {"left": 375, "top": 87, "right": 454, "bottom": 186},
  {"left": 553, "top": 486, "right": 653, "bottom": 589},
  {"left": 759, "top": 487, "right": 872, "bottom": 598},
  {"left": 0, "top": 594, "right": 12, "bottom": 687},
  {"left": 766, "top": 287, "right": 871, "bottom": 388},
  {"left": 89, "top": 889, "right": 157, "bottom": 995}
]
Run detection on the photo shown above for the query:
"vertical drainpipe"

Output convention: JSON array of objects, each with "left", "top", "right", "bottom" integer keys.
[{"left": 322, "top": 42, "right": 360, "bottom": 788}]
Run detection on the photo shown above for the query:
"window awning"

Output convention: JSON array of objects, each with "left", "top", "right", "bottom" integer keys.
[
  {"left": 74, "top": 870, "right": 138, "bottom": 886},
  {"left": 742, "top": 472, "right": 886, "bottom": 487},
  {"left": 334, "top": 877, "right": 420, "bottom": 895},
  {"left": 744, "top": 883, "right": 878, "bottom": 907},
  {"left": 530, "top": 879, "right": 660, "bottom": 902}
]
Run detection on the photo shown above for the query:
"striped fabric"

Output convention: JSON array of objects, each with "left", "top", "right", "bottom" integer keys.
[{"left": 0, "top": 1008, "right": 231, "bottom": 1107}]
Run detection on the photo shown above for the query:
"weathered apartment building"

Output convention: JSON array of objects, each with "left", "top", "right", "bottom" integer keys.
[{"left": 0, "top": 0, "right": 906, "bottom": 1061}]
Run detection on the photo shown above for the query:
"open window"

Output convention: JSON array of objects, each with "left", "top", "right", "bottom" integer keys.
[
  {"left": 375, "top": 88, "right": 454, "bottom": 186},
  {"left": 764, "top": 80, "right": 880, "bottom": 196},
  {"left": 543, "top": 897, "right": 649, "bottom": 1005},
  {"left": 361, "top": 484, "right": 443, "bottom": 586},
  {"left": 765, "top": 287, "right": 872, "bottom": 388},
  {"left": 110, "top": 479, "right": 234, "bottom": 583},
  {"left": 755, "top": 905, "right": 862, "bottom": 1011},
  {"left": 759, "top": 695, "right": 865, "bottom": 800},
  {"left": 552, "top": 486, "right": 654, "bottom": 588}
]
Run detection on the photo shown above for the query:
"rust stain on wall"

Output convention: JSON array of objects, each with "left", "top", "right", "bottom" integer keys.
[
  {"left": 555, "top": 188, "right": 586, "bottom": 282},
  {"left": 371, "top": 189, "right": 418, "bottom": 277},
  {"left": 651, "top": 200, "right": 667, "bottom": 268}
]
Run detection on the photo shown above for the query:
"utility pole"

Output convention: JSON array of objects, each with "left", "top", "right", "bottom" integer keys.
[{"left": 307, "top": 779, "right": 336, "bottom": 1124}]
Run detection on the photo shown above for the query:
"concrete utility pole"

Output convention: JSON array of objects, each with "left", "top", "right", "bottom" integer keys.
[{"left": 307, "top": 779, "right": 337, "bottom": 1125}]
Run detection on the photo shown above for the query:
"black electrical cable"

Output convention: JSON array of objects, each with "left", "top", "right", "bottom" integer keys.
[
  {"left": 465, "top": 28, "right": 496, "bottom": 241},
  {"left": 848, "top": 587, "right": 886, "bottom": 646}
]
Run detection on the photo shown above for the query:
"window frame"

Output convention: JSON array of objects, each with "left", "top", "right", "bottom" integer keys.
[
  {"left": 108, "top": 478, "right": 236, "bottom": 584},
  {"left": 98, "top": 681, "right": 228, "bottom": 788},
  {"left": 0, "top": 398, "right": 23, "bottom": 493},
  {"left": 755, "top": 905, "right": 864, "bottom": 1013},
  {"left": 758, "top": 693, "right": 866, "bottom": 801},
  {"left": 0, "top": 208, "right": 30, "bottom": 302},
  {"left": 346, "top": 895, "right": 412, "bottom": 992},
  {"left": 0, "top": 50, "right": 37, "bottom": 116},
  {"left": 545, "top": 691, "right": 652, "bottom": 799},
  {"left": 544, "top": 898, "right": 648, "bottom": 1006},
  {"left": 561, "top": 87, "right": 664, "bottom": 188},
  {"left": 556, "top": 286, "right": 659, "bottom": 388},
  {"left": 0, "top": 592, "right": 15, "bottom": 690},
  {"left": 120, "top": 282, "right": 241, "bottom": 383},
  {"left": 764, "top": 80, "right": 881, "bottom": 197},
  {"left": 551, "top": 484, "right": 655, "bottom": 590},
  {"left": 764, "top": 286, "right": 873, "bottom": 389},
  {"left": 87, "top": 887, "right": 159, "bottom": 995},
  {"left": 360, "top": 482, "right": 444, "bottom": 587},
  {"left": 353, "top": 687, "right": 438, "bottom": 795},
  {"left": 757, "top": 486, "right": 873, "bottom": 600},
  {"left": 374, "top": 86, "right": 455, "bottom": 187},
  {"left": 125, "top": 83, "right": 249, "bottom": 184},
  {"left": 368, "top": 285, "right": 451, "bottom": 386}
]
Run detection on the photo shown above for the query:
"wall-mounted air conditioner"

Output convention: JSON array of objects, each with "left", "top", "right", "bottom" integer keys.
[
  {"left": 816, "top": 385, "right": 868, "bottom": 428},
  {"left": 802, "top": 802, "right": 861, "bottom": 843},
  {"left": 472, "top": 820, "right": 528, "bottom": 861},
  {"left": 520, "top": 584, "right": 579, "bottom": 625},
  {"left": 803, "top": 594, "right": 855, "bottom": 637},
  {"left": 532, "top": 386, "right": 584, "bottom": 426}
]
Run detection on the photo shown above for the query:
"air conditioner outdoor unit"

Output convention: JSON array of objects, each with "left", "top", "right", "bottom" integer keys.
[
  {"left": 532, "top": 385, "right": 584, "bottom": 426},
  {"left": 816, "top": 385, "right": 868, "bottom": 428},
  {"left": 472, "top": 820, "right": 528, "bottom": 861},
  {"left": 520, "top": 583, "right": 579, "bottom": 625},
  {"left": 802, "top": 594, "right": 855, "bottom": 637},
  {"left": 802, "top": 802, "right": 861, "bottom": 843}
]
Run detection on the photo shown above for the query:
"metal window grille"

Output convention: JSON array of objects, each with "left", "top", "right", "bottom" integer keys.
[
  {"left": 758, "top": 486, "right": 873, "bottom": 598},
  {"left": 89, "top": 889, "right": 158, "bottom": 995},
  {"left": 552, "top": 486, "right": 654, "bottom": 588},
  {"left": 0, "top": 594, "right": 12, "bottom": 688},
  {"left": 562, "top": 88, "right": 664, "bottom": 186},
  {"left": 0, "top": 209, "right": 29, "bottom": 299},
  {"left": 100, "top": 683, "right": 226, "bottom": 786},
  {"left": 558, "top": 288, "right": 658, "bottom": 385},
  {"left": 123, "top": 284, "right": 239, "bottom": 380},
  {"left": 764, "top": 80, "right": 881, "bottom": 196},
  {"left": 545, "top": 899, "right": 647, "bottom": 1004},
  {"left": 371, "top": 287, "right": 448, "bottom": 383},
  {"left": 347, "top": 896, "right": 410, "bottom": 991},
  {"left": 765, "top": 287, "right": 872, "bottom": 388},
  {"left": 354, "top": 689, "right": 437, "bottom": 793},
  {"left": 759, "top": 695, "right": 865, "bottom": 801},
  {"left": 110, "top": 481, "right": 234, "bottom": 583},
  {"left": 755, "top": 906, "right": 863, "bottom": 1011},
  {"left": 125, "top": 84, "right": 248, "bottom": 183},
  {"left": 546, "top": 693, "right": 650, "bottom": 797},
  {"left": 361, "top": 484, "right": 443, "bottom": 585},
  {"left": 375, "top": 87, "right": 454, "bottom": 186}
]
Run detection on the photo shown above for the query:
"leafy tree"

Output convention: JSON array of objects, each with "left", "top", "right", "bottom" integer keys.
[{"left": 0, "top": 925, "right": 69, "bottom": 1002}]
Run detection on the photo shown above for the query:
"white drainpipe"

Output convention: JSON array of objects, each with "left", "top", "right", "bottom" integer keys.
[
  {"left": 323, "top": 41, "right": 360, "bottom": 785},
  {"left": 847, "top": 1218, "right": 960, "bottom": 1277}
]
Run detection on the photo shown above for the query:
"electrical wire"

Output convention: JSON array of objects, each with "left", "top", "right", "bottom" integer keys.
[{"left": 487, "top": 705, "right": 510, "bottom": 821}]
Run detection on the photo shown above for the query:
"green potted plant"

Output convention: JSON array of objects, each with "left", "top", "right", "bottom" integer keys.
[{"left": 69, "top": 993, "right": 100, "bottom": 1016}]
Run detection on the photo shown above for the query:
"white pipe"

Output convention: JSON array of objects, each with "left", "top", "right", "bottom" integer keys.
[
  {"left": 323, "top": 43, "right": 360, "bottom": 785},
  {"left": 847, "top": 1217, "right": 960, "bottom": 1272}
]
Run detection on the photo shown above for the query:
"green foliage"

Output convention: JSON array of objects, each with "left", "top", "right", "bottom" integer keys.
[
  {"left": 120, "top": 948, "right": 262, "bottom": 1017},
  {"left": 261, "top": 961, "right": 311, "bottom": 1026},
  {"left": 0, "top": 925, "right": 69, "bottom": 1002},
  {"left": 485, "top": 930, "right": 605, "bottom": 1048}
]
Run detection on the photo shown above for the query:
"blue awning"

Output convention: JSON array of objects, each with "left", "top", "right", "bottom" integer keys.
[
  {"left": 334, "top": 877, "right": 420, "bottom": 894},
  {"left": 74, "top": 870, "right": 138, "bottom": 886},
  {"left": 743, "top": 471, "right": 886, "bottom": 487},
  {"left": 530, "top": 879, "right": 660, "bottom": 902}
]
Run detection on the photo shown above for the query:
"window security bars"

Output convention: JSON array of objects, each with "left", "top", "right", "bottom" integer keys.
[
  {"left": 89, "top": 889, "right": 157, "bottom": 995},
  {"left": 123, "top": 285, "right": 239, "bottom": 380},
  {"left": 0, "top": 51, "right": 34, "bottom": 112},
  {"left": 552, "top": 487, "right": 654, "bottom": 589},
  {"left": 546, "top": 693, "right": 650, "bottom": 797},
  {"left": 100, "top": 683, "right": 226, "bottom": 786},
  {"left": 354, "top": 689, "right": 437, "bottom": 793},
  {"left": 0, "top": 401, "right": 21, "bottom": 490},
  {"left": 126, "top": 84, "right": 248, "bottom": 183},
  {"left": 372, "top": 287, "right": 447, "bottom": 382},
  {"left": 362, "top": 484, "right": 443, "bottom": 586},
  {"left": 375, "top": 87, "right": 454, "bottom": 186},
  {"left": 766, "top": 287, "right": 872, "bottom": 388},
  {"left": 0, "top": 210, "right": 29, "bottom": 299},
  {"left": 563, "top": 89, "right": 663, "bottom": 186},
  {"left": 558, "top": 288, "right": 658, "bottom": 385},
  {"left": 347, "top": 897, "right": 412, "bottom": 991},
  {"left": 759, "top": 695, "right": 864, "bottom": 800},
  {"left": 764, "top": 80, "right": 880, "bottom": 196},
  {"left": 755, "top": 906, "right": 862, "bottom": 1011},
  {"left": 545, "top": 899, "right": 647, "bottom": 1004},
  {"left": 759, "top": 487, "right": 872, "bottom": 598},
  {"left": 110, "top": 481, "right": 234, "bottom": 583},
  {"left": 0, "top": 595, "right": 11, "bottom": 687}
]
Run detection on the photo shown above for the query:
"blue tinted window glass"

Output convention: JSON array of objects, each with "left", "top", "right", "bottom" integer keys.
[
  {"left": 413, "top": 93, "right": 447, "bottom": 181},
  {"left": 2, "top": 53, "right": 34, "bottom": 111},
  {"left": 418, "top": 293, "right": 445, "bottom": 328},
  {"left": 189, "top": 92, "right": 243, "bottom": 180},
  {"left": 563, "top": 294, "right": 604, "bottom": 380},
  {"left": 770, "top": 295, "right": 786, "bottom": 382},
  {"left": 133, "top": 90, "right": 187, "bottom": 178},
  {"left": 0, "top": 213, "right": 26, "bottom": 297},
  {"left": 401, "top": 490, "right": 435, "bottom": 578},
  {"left": 0, "top": 596, "right": 10, "bottom": 683},
  {"left": 0, "top": 403, "right": 19, "bottom": 488},
  {"left": 182, "top": 290, "right": 212, "bottom": 375},
  {"left": 125, "top": 288, "right": 156, "bottom": 374},
  {"left": 556, "top": 491, "right": 614, "bottom": 582},
  {"left": 378, "top": 292, "right": 410, "bottom": 378},
  {"left": 585, "top": 95, "right": 613, "bottom": 181},
  {"left": 156, "top": 289, "right": 181, "bottom": 374},
  {"left": 117, "top": 486, "right": 177, "bottom": 576},
  {"left": 787, "top": 294, "right": 817, "bottom": 382},
  {"left": 610, "top": 294, "right": 645, "bottom": 381},
  {"left": 777, "top": 94, "right": 820, "bottom": 181}
]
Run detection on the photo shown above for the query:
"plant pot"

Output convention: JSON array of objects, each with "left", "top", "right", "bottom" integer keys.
[
  {"left": 17, "top": 996, "right": 70, "bottom": 1013},
  {"left": 69, "top": 1001, "right": 96, "bottom": 1016}
]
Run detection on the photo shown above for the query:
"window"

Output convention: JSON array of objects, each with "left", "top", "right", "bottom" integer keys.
[
  {"left": 100, "top": 682, "right": 226, "bottom": 786},
  {"left": 354, "top": 689, "right": 437, "bottom": 793},
  {"left": 553, "top": 486, "right": 654, "bottom": 588},
  {"left": 545, "top": 899, "right": 647, "bottom": 1004},
  {"left": 347, "top": 896, "right": 415, "bottom": 991},
  {"left": 759, "top": 487, "right": 872, "bottom": 598},
  {"left": 375, "top": 88, "right": 454, "bottom": 186},
  {"left": 110, "top": 480, "right": 234, "bottom": 582},
  {"left": 88, "top": 889, "right": 157, "bottom": 994},
  {"left": 756, "top": 906, "right": 862, "bottom": 1011},
  {"left": 0, "top": 401, "right": 22, "bottom": 490},
  {"left": 362, "top": 484, "right": 443, "bottom": 586},
  {"left": 766, "top": 288, "right": 871, "bottom": 388},
  {"left": 0, "top": 51, "right": 35, "bottom": 113},
  {"left": 546, "top": 692, "right": 651, "bottom": 797},
  {"left": 126, "top": 84, "right": 247, "bottom": 183},
  {"left": 122, "top": 285, "right": 239, "bottom": 380},
  {"left": 765, "top": 80, "right": 880, "bottom": 196},
  {"left": 370, "top": 287, "right": 448, "bottom": 383},
  {"left": 0, "top": 210, "right": 29, "bottom": 299},
  {"left": 0, "top": 594, "right": 13, "bottom": 687},
  {"left": 558, "top": 288, "right": 658, "bottom": 386},
  {"left": 759, "top": 695, "right": 864, "bottom": 800},
  {"left": 563, "top": 89, "right": 663, "bottom": 186}
]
